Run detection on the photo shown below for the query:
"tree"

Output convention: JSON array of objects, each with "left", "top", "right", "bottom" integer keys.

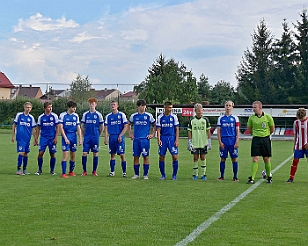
[
  {"left": 293, "top": 9, "right": 308, "bottom": 102},
  {"left": 211, "top": 80, "right": 235, "bottom": 104},
  {"left": 236, "top": 19, "right": 275, "bottom": 104},
  {"left": 70, "top": 74, "right": 94, "bottom": 103},
  {"left": 272, "top": 19, "right": 299, "bottom": 103},
  {"left": 197, "top": 73, "right": 212, "bottom": 102},
  {"left": 134, "top": 54, "right": 199, "bottom": 104}
]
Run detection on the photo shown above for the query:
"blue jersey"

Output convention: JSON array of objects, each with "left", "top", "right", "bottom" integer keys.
[
  {"left": 216, "top": 114, "right": 240, "bottom": 138},
  {"left": 37, "top": 112, "right": 59, "bottom": 140},
  {"left": 129, "top": 112, "right": 155, "bottom": 139},
  {"left": 104, "top": 111, "right": 128, "bottom": 135},
  {"left": 156, "top": 113, "right": 179, "bottom": 136},
  {"left": 13, "top": 112, "right": 36, "bottom": 142},
  {"left": 81, "top": 110, "right": 104, "bottom": 139},
  {"left": 58, "top": 112, "right": 80, "bottom": 134}
]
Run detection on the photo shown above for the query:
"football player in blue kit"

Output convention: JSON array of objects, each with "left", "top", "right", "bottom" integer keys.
[
  {"left": 156, "top": 101, "right": 179, "bottom": 180},
  {"left": 58, "top": 101, "right": 82, "bottom": 178},
  {"left": 216, "top": 101, "right": 240, "bottom": 181},
  {"left": 11, "top": 102, "right": 37, "bottom": 175},
  {"left": 128, "top": 99, "right": 156, "bottom": 179},
  {"left": 81, "top": 98, "right": 104, "bottom": 176},
  {"left": 104, "top": 100, "right": 128, "bottom": 177},
  {"left": 35, "top": 102, "right": 59, "bottom": 175}
]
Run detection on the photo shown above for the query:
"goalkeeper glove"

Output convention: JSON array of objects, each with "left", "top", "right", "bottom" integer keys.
[
  {"left": 207, "top": 138, "right": 212, "bottom": 150},
  {"left": 187, "top": 139, "right": 194, "bottom": 151}
]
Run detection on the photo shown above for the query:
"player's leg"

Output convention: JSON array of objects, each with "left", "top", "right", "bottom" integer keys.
[
  {"left": 248, "top": 137, "right": 261, "bottom": 183},
  {"left": 108, "top": 135, "right": 117, "bottom": 176},
  {"left": 141, "top": 139, "right": 150, "bottom": 179},
  {"left": 262, "top": 137, "right": 273, "bottom": 183},
  {"left": 287, "top": 150, "right": 302, "bottom": 182},
  {"left": 49, "top": 140, "right": 57, "bottom": 175},
  {"left": 200, "top": 147, "right": 208, "bottom": 180},
  {"left": 230, "top": 146, "right": 239, "bottom": 181},
  {"left": 68, "top": 136, "right": 77, "bottom": 176},
  {"left": 16, "top": 144, "right": 25, "bottom": 175},
  {"left": 168, "top": 136, "right": 179, "bottom": 180},
  {"left": 61, "top": 150, "right": 69, "bottom": 178},
  {"left": 61, "top": 137, "right": 69, "bottom": 178},
  {"left": 218, "top": 144, "right": 228, "bottom": 180},
  {"left": 69, "top": 149, "right": 76, "bottom": 176},
  {"left": 22, "top": 142, "right": 31, "bottom": 174},
  {"left": 117, "top": 135, "right": 127, "bottom": 177},
  {"left": 132, "top": 139, "right": 141, "bottom": 179},
  {"left": 158, "top": 136, "right": 168, "bottom": 179},
  {"left": 36, "top": 137, "right": 47, "bottom": 175},
  {"left": 192, "top": 149, "right": 199, "bottom": 180},
  {"left": 159, "top": 155, "right": 166, "bottom": 179},
  {"left": 82, "top": 139, "right": 90, "bottom": 175},
  {"left": 91, "top": 139, "right": 99, "bottom": 176}
]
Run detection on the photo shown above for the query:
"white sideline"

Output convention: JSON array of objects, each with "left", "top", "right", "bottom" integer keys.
[{"left": 174, "top": 154, "right": 293, "bottom": 246}]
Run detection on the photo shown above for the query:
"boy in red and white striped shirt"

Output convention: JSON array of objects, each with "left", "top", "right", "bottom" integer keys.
[{"left": 286, "top": 108, "right": 308, "bottom": 183}]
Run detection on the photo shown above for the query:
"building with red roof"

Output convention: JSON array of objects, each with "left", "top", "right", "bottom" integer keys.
[{"left": 0, "top": 72, "right": 14, "bottom": 100}]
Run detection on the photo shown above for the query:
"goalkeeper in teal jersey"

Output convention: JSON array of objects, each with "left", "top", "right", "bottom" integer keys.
[{"left": 187, "top": 103, "right": 212, "bottom": 180}]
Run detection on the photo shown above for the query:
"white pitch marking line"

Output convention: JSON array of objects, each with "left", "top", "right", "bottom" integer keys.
[{"left": 175, "top": 154, "right": 293, "bottom": 246}]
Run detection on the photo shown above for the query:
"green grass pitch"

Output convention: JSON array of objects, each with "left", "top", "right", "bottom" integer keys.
[{"left": 0, "top": 132, "right": 307, "bottom": 246}]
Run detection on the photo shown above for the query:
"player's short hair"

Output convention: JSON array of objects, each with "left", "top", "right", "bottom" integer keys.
[
  {"left": 24, "top": 102, "right": 32, "bottom": 107},
  {"left": 67, "top": 101, "right": 77, "bottom": 108},
  {"left": 137, "top": 99, "right": 146, "bottom": 106},
  {"left": 43, "top": 102, "right": 52, "bottom": 109},
  {"left": 225, "top": 101, "right": 234, "bottom": 107},
  {"left": 111, "top": 100, "right": 118, "bottom": 105},
  {"left": 297, "top": 108, "right": 306, "bottom": 119},
  {"left": 253, "top": 101, "right": 262, "bottom": 108},
  {"left": 88, "top": 97, "right": 98, "bottom": 104},
  {"left": 194, "top": 103, "right": 203, "bottom": 110},
  {"left": 164, "top": 101, "right": 173, "bottom": 107}
]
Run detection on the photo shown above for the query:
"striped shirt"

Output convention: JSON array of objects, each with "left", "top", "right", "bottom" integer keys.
[{"left": 294, "top": 117, "right": 308, "bottom": 150}]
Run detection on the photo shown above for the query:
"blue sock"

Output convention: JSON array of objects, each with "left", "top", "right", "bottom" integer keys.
[
  {"left": 61, "top": 161, "right": 66, "bottom": 174},
  {"left": 110, "top": 159, "right": 116, "bottom": 172},
  {"left": 23, "top": 156, "right": 28, "bottom": 170},
  {"left": 159, "top": 161, "right": 165, "bottom": 177},
  {"left": 93, "top": 156, "right": 98, "bottom": 172},
  {"left": 134, "top": 164, "right": 140, "bottom": 176},
  {"left": 50, "top": 157, "right": 56, "bottom": 172},
  {"left": 143, "top": 164, "right": 149, "bottom": 176},
  {"left": 17, "top": 154, "right": 23, "bottom": 170},
  {"left": 172, "top": 160, "right": 179, "bottom": 177},
  {"left": 82, "top": 156, "right": 87, "bottom": 172},
  {"left": 69, "top": 161, "right": 75, "bottom": 173},
  {"left": 38, "top": 157, "right": 43, "bottom": 171},
  {"left": 220, "top": 161, "right": 226, "bottom": 178},
  {"left": 233, "top": 161, "right": 238, "bottom": 178},
  {"left": 121, "top": 161, "right": 127, "bottom": 173}
]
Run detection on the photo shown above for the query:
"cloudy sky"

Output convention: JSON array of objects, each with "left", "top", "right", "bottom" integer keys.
[{"left": 0, "top": 0, "right": 306, "bottom": 93}]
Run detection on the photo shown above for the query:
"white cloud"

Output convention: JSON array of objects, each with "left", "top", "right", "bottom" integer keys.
[
  {"left": 69, "top": 32, "right": 100, "bottom": 43},
  {"left": 1, "top": 1, "right": 307, "bottom": 92},
  {"left": 14, "top": 13, "right": 79, "bottom": 32}
]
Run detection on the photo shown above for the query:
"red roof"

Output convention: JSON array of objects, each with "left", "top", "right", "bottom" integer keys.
[
  {"left": 121, "top": 91, "right": 136, "bottom": 97},
  {"left": 0, "top": 72, "right": 14, "bottom": 88}
]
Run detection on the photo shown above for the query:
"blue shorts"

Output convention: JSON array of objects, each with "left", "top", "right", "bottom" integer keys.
[
  {"left": 294, "top": 149, "right": 308, "bottom": 159},
  {"left": 62, "top": 135, "right": 77, "bottom": 152},
  {"left": 220, "top": 145, "right": 238, "bottom": 159},
  {"left": 133, "top": 138, "right": 150, "bottom": 157},
  {"left": 109, "top": 135, "right": 125, "bottom": 155},
  {"left": 39, "top": 137, "right": 57, "bottom": 154},
  {"left": 83, "top": 137, "right": 100, "bottom": 153},
  {"left": 158, "top": 135, "right": 178, "bottom": 156},
  {"left": 17, "top": 141, "right": 30, "bottom": 153}
]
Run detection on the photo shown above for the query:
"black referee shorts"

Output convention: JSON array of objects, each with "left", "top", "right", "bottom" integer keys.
[{"left": 251, "top": 136, "right": 272, "bottom": 157}]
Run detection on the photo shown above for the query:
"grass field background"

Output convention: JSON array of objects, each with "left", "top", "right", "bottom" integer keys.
[{"left": 0, "top": 132, "right": 307, "bottom": 246}]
